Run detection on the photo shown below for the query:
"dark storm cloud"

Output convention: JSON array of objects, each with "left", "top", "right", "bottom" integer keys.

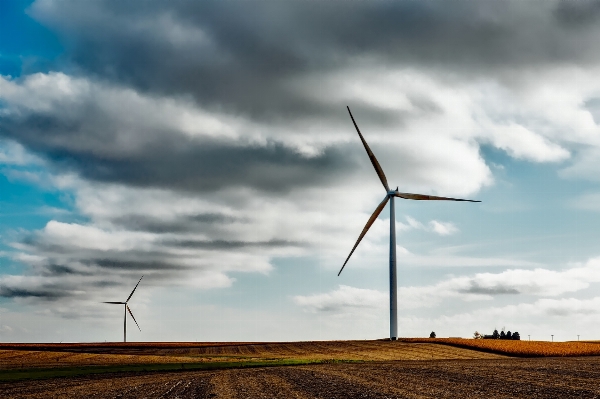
[
  {"left": 4, "top": 0, "right": 592, "bottom": 195},
  {"left": 0, "top": 111, "right": 356, "bottom": 193},
  {"left": 111, "top": 213, "right": 239, "bottom": 233},
  {"left": 62, "top": 141, "right": 351, "bottom": 193},
  {"left": 21, "top": 238, "right": 192, "bottom": 272},
  {"left": 0, "top": 285, "right": 70, "bottom": 300},
  {"left": 28, "top": 0, "right": 600, "bottom": 117},
  {"left": 42, "top": 264, "right": 92, "bottom": 276},
  {"left": 554, "top": 0, "right": 600, "bottom": 27},
  {"left": 164, "top": 238, "right": 303, "bottom": 250},
  {"left": 91, "top": 259, "right": 188, "bottom": 271},
  {"left": 460, "top": 283, "right": 520, "bottom": 296}
]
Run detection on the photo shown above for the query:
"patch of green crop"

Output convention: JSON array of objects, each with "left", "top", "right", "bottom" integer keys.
[{"left": 0, "top": 359, "right": 326, "bottom": 382}]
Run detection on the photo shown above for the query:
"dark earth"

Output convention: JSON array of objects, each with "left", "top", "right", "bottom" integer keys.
[{"left": 2, "top": 357, "right": 600, "bottom": 398}]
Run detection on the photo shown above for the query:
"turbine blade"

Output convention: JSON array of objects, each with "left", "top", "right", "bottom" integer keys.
[
  {"left": 103, "top": 301, "right": 126, "bottom": 304},
  {"left": 127, "top": 305, "right": 141, "bottom": 332},
  {"left": 347, "top": 106, "right": 390, "bottom": 192},
  {"left": 338, "top": 195, "right": 390, "bottom": 276},
  {"left": 394, "top": 192, "right": 481, "bottom": 202},
  {"left": 126, "top": 276, "right": 143, "bottom": 303}
]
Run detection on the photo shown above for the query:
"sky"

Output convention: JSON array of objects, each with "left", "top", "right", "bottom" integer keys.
[{"left": 2, "top": 0, "right": 600, "bottom": 343}]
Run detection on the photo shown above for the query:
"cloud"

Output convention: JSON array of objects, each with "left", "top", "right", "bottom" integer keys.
[
  {"left": 0, "top": 73, "right": 356, "bottom": 194},
  {"left": 0, "top": 140, "right": 42, "bottom": 166},
  {"left": 400, "top": 217, "right": 458, "bottom": 236},
  {"left": 295, "top": 257, "right": 600, "bottom": 314},
  {"left": 485, "top": 123, "right": 570, "bottom": 163},
  {"left": 429, "top": 221, "right": 458, "bottom": 236},
  {"left": 554, "top": 0, "right": 600, "bottom": 28},
  {"left": 4, "top": 0, "right": 600, "bottom": 323},
  {"left": 28, "top": 1, "right": 600, "bottom": 105},
  {"left": 561, "top": 148, "right": 600, "bottom": 182},
  {"left": 293, "top": 285, "right": 387, "bottom": 314},
  {"left": 414, "top": 258, "right": 600, "bottom": 300}
]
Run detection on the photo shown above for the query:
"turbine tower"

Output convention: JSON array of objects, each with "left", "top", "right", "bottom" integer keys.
[
  {"left": 338, "top": 107, "right": 480, "bottom": 340},
  {"left": 103, "top": 276, "right": 143, "bottom": 342}
]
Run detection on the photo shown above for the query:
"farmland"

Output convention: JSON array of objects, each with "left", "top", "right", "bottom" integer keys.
[
  {"left": 0, "top": 340, "right": 504, "bottom": 372},
  {"left": 2, "top": 357, "right": 600, "bottom": 398},
  {"left": 1, "top": 340, "right": 600, "bottom": 398},
  {"left": 400, "top": 338, "right": 600, "bottom": 357}
]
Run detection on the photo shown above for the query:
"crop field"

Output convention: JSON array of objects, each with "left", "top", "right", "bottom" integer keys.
[
  {"left": 0, "top": 340, "right": 504, "bottom": 372},
  {"left": 400, "top": 338, "right": 600, "bottom": 357},
  {"left": 1, "top": 340, "right": 600, "bottom": 398}
]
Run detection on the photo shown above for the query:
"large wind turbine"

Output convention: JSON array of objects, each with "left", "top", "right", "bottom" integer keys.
[
  {"left": 338, "top": 107, "right": 480, "bottom": 340},
  {"left": 103, "top": 276, "right": 143, "bottom": 342}
]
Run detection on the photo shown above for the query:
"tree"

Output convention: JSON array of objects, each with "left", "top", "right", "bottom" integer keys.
[
  {"left": 473, "top": 331, "right": 483, "bottom": 339},
  {"left": 500, "top": 330, "right": 506, "bottom": 339},
  {"left": 492, "top": 329, "right": 500, "bottom": 339},
  {"left": 429, "top": 331, "right": 436, "bottom": 338},
  {"left": 512, "top": 332, "right": 521, "bottom": 340},
  {"left": 506, "top": 331, "right": 512, "bottom": 339}
]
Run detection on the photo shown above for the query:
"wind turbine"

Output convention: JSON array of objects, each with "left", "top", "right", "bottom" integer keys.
[
  {"left": 103, "top": 276, "right": 143, "bottom": 342},
  {"left": 338, "top": 107, "right": 480, "bottom": 340}
]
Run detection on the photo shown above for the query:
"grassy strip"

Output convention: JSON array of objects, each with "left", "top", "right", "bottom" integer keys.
[{"left": 0, "top": 359, "right": 331, "bottom": 382}]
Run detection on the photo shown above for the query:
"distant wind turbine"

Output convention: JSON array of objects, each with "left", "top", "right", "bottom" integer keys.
[
  {"left": 338, "top": 107, "right": 480, "bottom": 340},
  {"left": 103, "top": 276, "right": 143, "bottom": 342}
]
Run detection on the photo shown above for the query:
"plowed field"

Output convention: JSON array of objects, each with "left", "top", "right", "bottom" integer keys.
[
  {"left": 0, "top": 340, "right": 504, "bottom": 371},
  {"left": 2, "top": 357, "right": 600, "bottom": 398}
]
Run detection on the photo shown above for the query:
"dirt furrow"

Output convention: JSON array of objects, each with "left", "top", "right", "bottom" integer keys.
[{"left": 3, "top": 357, "right": 600, "bottom": 398}]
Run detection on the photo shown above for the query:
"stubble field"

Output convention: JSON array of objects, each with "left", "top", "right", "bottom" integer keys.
[{"left": 1, "top": 340, "right": 600, "bottom": 398}]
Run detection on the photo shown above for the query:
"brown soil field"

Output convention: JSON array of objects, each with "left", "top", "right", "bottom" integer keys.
[
  {"left": 0, "top": 340, "right": 504, "bottom": 370},
  {"left": 2, "top": 357, "right": 600, "bottom": 398},
  {"left": 400, "top": 338, "right": 600, "bottom": 357}
]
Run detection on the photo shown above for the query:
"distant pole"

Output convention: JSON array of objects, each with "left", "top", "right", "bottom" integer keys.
[
  {"left": 578, "top": 335, "right": 580, "bottom": 341},
  {"left": 528, "top": 335, "right": 530, "bottom": 341},
  {"left": 551, "top": 335, "right": 554, "bottom": 342}
]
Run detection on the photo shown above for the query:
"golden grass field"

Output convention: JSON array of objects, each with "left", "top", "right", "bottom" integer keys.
[{"left": 400, "top": 338, "right": 600, "bottom": 357}]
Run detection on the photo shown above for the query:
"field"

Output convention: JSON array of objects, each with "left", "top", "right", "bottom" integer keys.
[
  {"left": 0, "top": 340, "right": 504, "bottom": 372},
  {"left": 399, "top": 338, "right": 600, "bottom": 357},
  {"left": 1, "top": 340, "right": 600, "bottom": 398}
]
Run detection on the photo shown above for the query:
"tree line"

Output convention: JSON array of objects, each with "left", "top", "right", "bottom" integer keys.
[{"left": 474, "top": 329, "right": 520, "bottom": 340}]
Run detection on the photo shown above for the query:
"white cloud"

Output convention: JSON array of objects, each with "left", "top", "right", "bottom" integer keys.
[
  {"left": 429, "top": 220, "right": 458, "bottom": 236},
  {"left": 296, "top": 257, "right": 600, "bottom": 315},
  {"left": 400, "top": 217, "right": 458, "bottom": 236},
  {"left": 405, "top": 216, "right": 425, "bottom": 230},
  {"left": 293, "top": 285, "right": 387, "bottom": 315},
  {"left": 425, "top": 259, "right": 600, "bottom": 300},
  {"left": 0, "top": 140, "right": 42, "bottom": 166},
  {"left": 485, "top": 123, "right": 570, "bottom": 163}
]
